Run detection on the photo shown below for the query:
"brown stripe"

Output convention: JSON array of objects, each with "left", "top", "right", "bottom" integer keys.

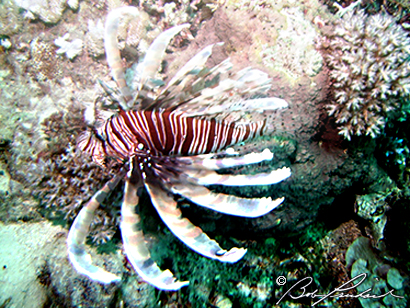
[
  {"left": 95, "top": 191, "right": 108, "bottom": 204},
  {"left": 260, "top": 119, "right": 266, "bottom": 136},
  {"left": 196, "top": 119, "right": 208, "bottom": 154},
  {"left": 170, "top": 218, "right": 190, "bottom": 228},
  {"left": 212, "top": 122, "right": 222, "bottom": 152},
  {"left": 98, "top": 131, "right": 109, "bottom": 161},
  {"left": 159, "top": 203, "right": 180, "bottom": 215},
  {"left": 126, "top": 231, "right": 146, "bottom": 246},
  {"left": 78, "top": 132, "right": 92, "bottom": 152},
  {"left": 223, "top": 122, "right": 234, "bottom": 149},
  {"left": 205, "top": 119, "right": 216, "bottom": 153},
  {"left": 183, "top": 226, "right": 202, "bottom": 238},
  {"left": 142, "top": 258, "right": 155, "bottom": 269},
  {"left": 181, "top": 116, "right": 194, "bottom": 155},
  {"left": 242, "top": 124, "right": 251, "bottom": 141},
  {"left": 130, "top": 112, "right": 153, "bottom": 151},
  {"left": 162, "top": 111, "right": 174, "bottom": 155},
  {"left": 122, "top": 215, "right": 138, "bottom": 224}
]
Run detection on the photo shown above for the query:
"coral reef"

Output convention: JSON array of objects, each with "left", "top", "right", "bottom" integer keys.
[
  {"left": 0, "top": 0, "right": 22, "bottom": 36},
  {"left": 140, "top": 0, "right": 206, "bottom": 28},
  {"left": 6, "top": 76, "right": 86, "bottom": 188},
  {"left": 346, "top": 237, "right": 407, "bottom": 308},
  {"left": 355, "top": 188, "right": 398, "bottom": 246},
  {"left": 2, "top": 0, "right": 409, "bottom": 305},
  {"left": 14, "top": 0, "right": 78, "bottom": 24},
  {"left": 261, "top": 6, "right": 323, "bottom": 80},
  {"left": 29, "top": 38, "right": 63, "bottom": 82},
  {"left": 211, "top": 0, "right": 329, "bottom": 84},
  {"left": 84, "top": 19, "right": 106, "bottom": 58},
  {"left": 0, "top": 67, "right": 56, "bottom": 192},
  {"left": 320, "top": 220, "right": 363, "bottom": 307},
  {"left": 323, "top": 9, "right": 410, "bottom": 140}
]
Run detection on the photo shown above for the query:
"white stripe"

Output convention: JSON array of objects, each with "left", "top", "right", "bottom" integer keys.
[
  {"left": 136, "top": 112, "right": 156, "bottom": 152},
  {"left": 169, "top": 112, "right": 178, "bottom": 155},
  {"left": 176, "top": 115, "right": 188, "bottom": 155},
  {"left": 158, "top": 110, "right": 167, "bottom": 149},
  {"left": 150, "top": 110, "right": 165, "bottom": 150},
  {"left": 188, "top": 118, "right": 198, "bottom": 154}
]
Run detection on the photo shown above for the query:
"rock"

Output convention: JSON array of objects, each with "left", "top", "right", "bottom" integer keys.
[{"left": 0, "top": 221, "right": 64, "bottom": 307}]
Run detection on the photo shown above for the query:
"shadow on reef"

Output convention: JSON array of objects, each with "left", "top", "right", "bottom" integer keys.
[{"left": 372, "top": 99, "right": 410, "bottom": 285}]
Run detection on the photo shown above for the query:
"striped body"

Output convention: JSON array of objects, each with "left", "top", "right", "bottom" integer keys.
[{"left": 81, "top": 109, "right": 266, "bottom": 163}]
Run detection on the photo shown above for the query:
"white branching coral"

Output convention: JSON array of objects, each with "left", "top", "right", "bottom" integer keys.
[
  {"left": 54, "top": 33, "right": 83, "bottom": 60},
  {"left": 324, "top": 9, "right": 410, "bottom": 140}
]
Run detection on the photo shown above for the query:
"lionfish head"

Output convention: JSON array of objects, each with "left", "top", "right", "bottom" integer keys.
[{"left": 77, "top": 130, "right": 107, "bottom": 166}]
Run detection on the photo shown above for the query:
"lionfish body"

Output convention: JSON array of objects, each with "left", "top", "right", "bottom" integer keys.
[
  {"left": 67, "top": 6, "right": 291, "bottom": 291},
  {"left": 80, "top": 109, "right": 266, "bottom": 161}
]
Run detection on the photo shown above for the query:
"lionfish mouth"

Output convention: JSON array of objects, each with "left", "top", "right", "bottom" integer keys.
[{"left": 66, "top": 5, "right": 291, "bottom": 291}]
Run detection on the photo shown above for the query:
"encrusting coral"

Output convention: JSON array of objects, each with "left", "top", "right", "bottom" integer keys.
[
  {"left": 261, "top": 6, "right": 323, "bottom": 80},
  {"left": 29, "top": 38, "right": 63, "bottom": 82},
  {"left": 323, "top": 9, "right": 410, "bottom": 140}
]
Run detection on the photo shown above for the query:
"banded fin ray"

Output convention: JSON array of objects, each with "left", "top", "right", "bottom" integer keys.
[
  {"left": 145, "top": 179, "right": 247, "bottom": 263},
  {"left": 121, "top": 171, "right": 189, "bottom": 290},
  {"left": 171, "top": 182, "right": 285, "bottom": 217},
  {"left": 174, "top": 67, "right": 288, "bottom": 118},
  {"left": 160, "top": 43, "right": 224, "bottom": 100},
  {"left": 66, "top": 171, "right": 126, "bottom": 284},
  {"left": 175, "top": 148, "right": 274, "bottom": 170},
  {"left": 137, "top": 24, "right": 190, "bottom": 109},
  {"left": 104, "top": 6, "right": 143, "bottom": 107},
  {"left": 183, "top": 167, "right": 291, "bottom": 186}
]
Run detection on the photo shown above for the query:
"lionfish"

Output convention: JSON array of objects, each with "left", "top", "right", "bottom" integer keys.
[{"left": 67, "top": 6, "right": 291, "bottom": 290}]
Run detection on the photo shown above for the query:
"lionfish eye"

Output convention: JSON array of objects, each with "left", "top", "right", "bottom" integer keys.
[
  {"left": 92, "top": 127, "right": 106, "bottom": 143},
  {"left": 94, "top": 132, "right": 106, "bottom": 143}
]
